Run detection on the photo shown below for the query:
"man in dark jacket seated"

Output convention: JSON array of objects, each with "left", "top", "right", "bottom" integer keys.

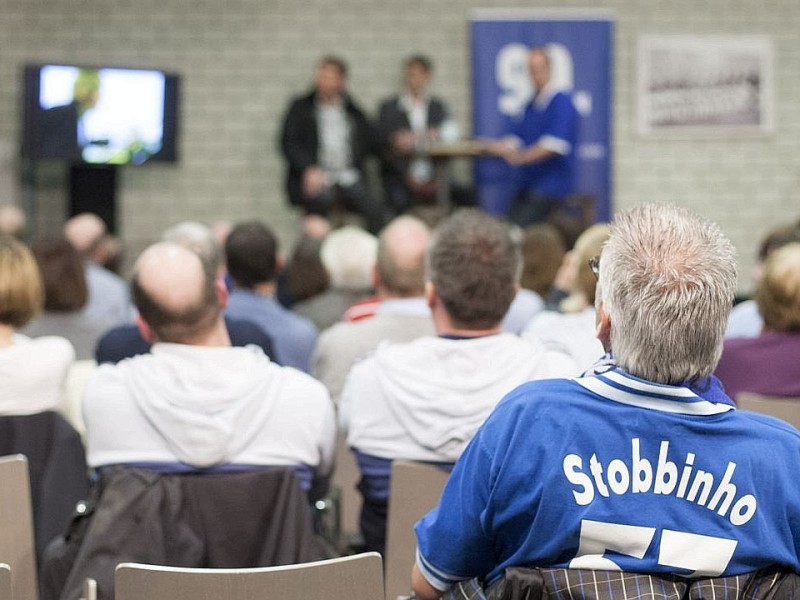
[{"left": 412, "top": 204, "right": 800, "bottom": 600}]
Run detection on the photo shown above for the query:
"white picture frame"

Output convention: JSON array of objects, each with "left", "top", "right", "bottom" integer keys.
[{"left": 638, "top": 35, "right": 774, "bottom": 137}]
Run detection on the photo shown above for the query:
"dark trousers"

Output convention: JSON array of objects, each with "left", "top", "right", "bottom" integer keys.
[
  {"left": 507, "top": 189, "right": 560, "bottom": 227},
  {"left": 303, "top": 181, "right": 385, "bottom": 234}
]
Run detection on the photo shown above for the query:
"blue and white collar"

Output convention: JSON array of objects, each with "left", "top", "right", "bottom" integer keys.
[{"left": 577, "top": 361, "right": 735, "bottom": 416}]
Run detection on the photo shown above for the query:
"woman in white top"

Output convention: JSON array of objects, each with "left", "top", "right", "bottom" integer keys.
[{"left": 0, "top": 235, "right": 74, "bottom": 415}]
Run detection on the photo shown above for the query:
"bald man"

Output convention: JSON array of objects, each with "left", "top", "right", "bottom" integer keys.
[
  {"left": 82, "top": 242, "right": 335, "bottom": 492},
  {"left": 312, "top": 215, "right": 435, "bottom": 405},
  {"left": 63, "top": 212, "right": 132, "bottom": 325}
]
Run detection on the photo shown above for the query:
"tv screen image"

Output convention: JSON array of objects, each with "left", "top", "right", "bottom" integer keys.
[{"left": 23, "top": 64, "right": 179, "bottom": 165}]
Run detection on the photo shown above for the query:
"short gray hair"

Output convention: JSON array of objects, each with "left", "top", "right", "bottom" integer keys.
[{"left": 597, "top": 204, "right": 737, "bottom": 384}]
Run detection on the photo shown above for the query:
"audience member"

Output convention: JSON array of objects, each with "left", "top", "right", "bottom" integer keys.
[
  {"left": 725, "top": 223, "right": 800, "bottom": 339},
  {"left": 280, "top": 55, "right": 384, "bottom": 233},
  {"left": 277, "top": 215, "right": 331, "bottom": 307},
  {"left": 522, "top": 223, "right": 609, "bottom": 372},
  {"left": 95, "top": 221, "right": 276, "bottom": 364},
  {"left": 0, "top": 204, "right": 26, "bottom": 239},
  {"left": 716, "top": 242, "right": 800, "bottom": 400},
  {"left": 23, "top": 236, "right": 114, "bottom": 360},
  {"left": 225, "top": 220, "right": 318, "bottom": 372},
  {"left": 83, "top": 242, "right": 335, "bottom": 492},
  {"left": 293, "top": 225, "right": 378, "bottom": 331},
  {"left": 340, "top": 209, "right": 576, "bottom": 554},
  {"left": 63, "top": 212, "right": 133, "bottom": 325},
  {"left": 313, "top": 215, "right": 434, "bottom": 405},
  {"left": 411, "top": 204, "right": 800, "bottom": 599},
  {"left": 0, "top": 235, "right": 74, "bottom": 415}
]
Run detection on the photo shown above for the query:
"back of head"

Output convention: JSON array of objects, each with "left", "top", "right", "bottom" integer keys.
[
  {"left": 321, "top": 225, "right": 378, "bottom": 291},
  {"left": 225, "top": 221, "right": 278, "bottom": 289},
  {"left": 756, "top": 242, "right": 800, "bottom": 332},
  {"left": 376, "top": 216, "right": 430, "bottom": 298},
  {"left": 63, "top": 213, "right": 107, "bottom": 257},
  {"left": 427, "top": 209, "right": 520, "bottom": 329},
  {"left": 131, "top": 242, "right": 220, "bottom": 344},
  {"left": 572, "top": 223, "right": 610, "bottom": 304},
  {"left": 162, "top": 221, "right": 221, "bottom": 275},
  {"left": 757, "top": 224, "right": 800, "bottom": 262},
  {"left": 30, "top": 236, "right": 88, "bottom": 312},
  {"left": 598, "top": 204, "right": 736, "bottom": 384},
  {"left": 0, "top": 204, "right": 26, "bottom": 239},
  {"left": 520, "top": 223, "right": 566, "bottom": 297},
  {"left": 0, "top": 235, "right": 43, "bottom": 328}
]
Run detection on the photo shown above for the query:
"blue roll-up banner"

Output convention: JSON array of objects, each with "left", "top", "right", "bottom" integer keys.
[{"left": 471, "top": 11, "right": 614, "bottom": 222}]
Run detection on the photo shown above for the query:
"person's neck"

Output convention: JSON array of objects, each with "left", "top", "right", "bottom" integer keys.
[
  {"left": 172, "top": 318, "right": 231, "bottom": 348},
  {"left": 250, "top": 281, "right": 276, "bottom": 298},
  {"left": 318, "top": 92, "right": 342, "bottom": 107},
  {"left": 0, "top": 324, "right": 15, "bottom": 348},
  {"left": 435, "top": 325, "right": 501, "bottom": 338}
]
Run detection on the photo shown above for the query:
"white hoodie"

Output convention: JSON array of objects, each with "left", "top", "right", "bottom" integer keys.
[
  {"left": 340, "top": 333, "right": 577, "bottom": 462},
  {"left": 83, "top": 344, "right": 335, "bottom": 475}
]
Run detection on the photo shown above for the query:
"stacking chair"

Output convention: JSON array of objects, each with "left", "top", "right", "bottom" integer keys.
[
  {"left": 736, "top": 392, "right": 800, "bottom": 430},
  {"left": 384, "top": 461, "right": 450, "bottom": 600},
  {"left": 0, "top": 564, "right": 11, "bottom": 600},
  {"left": 115, "top": 552, "right": 384, "bottom": 600},
  {"left": 0, "top": 455, "right": 38, "bottom": 600}
]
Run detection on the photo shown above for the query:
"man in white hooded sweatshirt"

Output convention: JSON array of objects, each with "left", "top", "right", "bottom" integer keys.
[
  {"left": 82, "top": 242, "right": 335, "bottom": 494},
  {"left": 339, "top": 209, "right": 577, "bottom": 554}
]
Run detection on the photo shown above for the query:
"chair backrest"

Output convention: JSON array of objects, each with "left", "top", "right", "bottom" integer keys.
[
  {"left": 736, "top": 392, "right": 800, "bottom": 430},
  {"left": 384, "top": 461, "right": 450, "bottom": 600},
  {"left": 0, "top": 455, "right": 38, "bottom": 600},
  {"left": 332, "top": 432, "right": 361, "bottom": 550},
  {"left": 115, "top": 552, "right": 384, "bottom": 600},
  {"left": 0, "top": 564, "right": 11, "bottom": 600}
]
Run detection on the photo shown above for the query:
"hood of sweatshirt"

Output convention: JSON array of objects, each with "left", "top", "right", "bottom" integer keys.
[
  {"left": 368, "top": 333, "right": 573, "bottom": 459},
  {"left": 117, "top": 343, "right": 282, "bottom": 467}
]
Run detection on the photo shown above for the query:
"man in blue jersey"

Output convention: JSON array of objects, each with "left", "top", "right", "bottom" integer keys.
[
  {"left": 412, "top": 204, "right": 800, "bottom": 599},
  {"left": 489, "top": 47, "right": 579, "bottom": 227}
]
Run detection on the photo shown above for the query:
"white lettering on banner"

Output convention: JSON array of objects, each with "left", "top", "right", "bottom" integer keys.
[
  {"left": 561, "top": 438, "right": 758, "bottom": 526},
  {"left": 569, "top": 519, "right": 738, "bottom": 577}
]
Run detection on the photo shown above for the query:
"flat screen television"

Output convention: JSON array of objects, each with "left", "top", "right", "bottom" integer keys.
[{"left": 22, "top": 64, "right": 179, "bottom": 165}]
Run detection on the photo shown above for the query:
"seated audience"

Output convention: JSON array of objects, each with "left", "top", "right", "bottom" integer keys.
[
  {"left": 225, "top": 220, "right": 318, "bottom": 372},
  {"left": 726, "top": 222, "right": 800, "bottom": 339},
  {"left": 716, "top": 242, "right": 800, "bottom": 400},
  {"left": 0, "top": 235, "right": 74, "bottom": 415},
  {"left": 340, "top": 209, "right": 576, "bottom": 554},
  {"left": 277, "top": 215, "right": 331, "bottom": 307},
  {"left": 83, "top": 242, "right": 335, "bottom": 493},
  {"left": 501, "top": 223, "right": 566, "bottom": 334},
  {"left": 22, "top": 236, "right": 114, "bottom": 360},
  {"left": 313, "top": 215, "right": 434, "bottom": 405},
  {"left": 95, "top": 221, "right": 276, "bottom": 364},
  {"left": 412, "top": 204, "right": 800, "bottom": 600},
  {"left": 63, "top": 212, "right": 133, "bottom": 325},
  {"left": 522, "top": 223, "right": 609, "bottom": 372},
  {"left": 293, "top": 225, "right": 378, "bottom": 331}
]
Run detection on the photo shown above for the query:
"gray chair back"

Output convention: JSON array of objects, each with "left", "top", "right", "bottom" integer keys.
[
  {"left": 736, "top": 392, "right": 800, "bottom": 430},
  {"left": 115, "top": 552, "right": 384, "bottom": 600},
  {"left": 384, "top": 461, "right": 450, "bottom": 600},
  {"left": 0, "top": 455, "right": 38, "bottom": 600}
]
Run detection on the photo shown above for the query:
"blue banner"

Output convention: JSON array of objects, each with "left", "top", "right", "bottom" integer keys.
[{"left": 471, "top": 14, "right": 613, "bottom": 222}]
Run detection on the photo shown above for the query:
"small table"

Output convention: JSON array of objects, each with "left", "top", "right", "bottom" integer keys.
[{"left": 426, "top": 140, "right": 492, "bottom": 214}]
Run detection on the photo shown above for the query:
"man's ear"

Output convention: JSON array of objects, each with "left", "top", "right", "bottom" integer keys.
[
  {"left": 596, "top": 302, "right": 611, "bottom": 352},
  {"left": 136, "top": 314, "right": 157, "bottom": 344},
  {"left": 424, "top": 280, "right": 437, "bottom": 311},
  {"left": 275, "top": 253, "right": 285, "bottom": 275},
  {"left": 215, "top": 277, "right": 229, "bottom": 310}
]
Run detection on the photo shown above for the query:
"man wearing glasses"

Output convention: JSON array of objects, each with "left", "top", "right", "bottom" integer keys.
[{"left": 412, "top": 204, "right": 800, "bottom": 598}]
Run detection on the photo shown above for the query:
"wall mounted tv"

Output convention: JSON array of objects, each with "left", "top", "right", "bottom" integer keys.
[{"left": 22, "top": 64, "right": 179, "bottom": 165}]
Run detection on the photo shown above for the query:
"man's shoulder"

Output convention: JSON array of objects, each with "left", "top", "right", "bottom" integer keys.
[{"left": 86, "top": 262, "right": 127, "bottom": 291}]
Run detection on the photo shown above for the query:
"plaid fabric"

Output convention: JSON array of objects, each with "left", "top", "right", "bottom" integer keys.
[{"left": 442, "top": 567, "right": 799, "bottom": 600}]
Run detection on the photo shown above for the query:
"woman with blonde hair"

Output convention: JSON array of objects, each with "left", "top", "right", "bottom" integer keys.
[{"left": 0, "top": 235, "right": 74, "bottom": 414}]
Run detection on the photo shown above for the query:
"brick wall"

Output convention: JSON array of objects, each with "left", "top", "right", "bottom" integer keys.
[{"left": 0, "top": 0, "right": 798, "bottom": 291}]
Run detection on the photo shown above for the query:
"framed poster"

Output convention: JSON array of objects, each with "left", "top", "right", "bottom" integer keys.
[{"left": 638, "top": 35, "right": 774, "bottom": 137}]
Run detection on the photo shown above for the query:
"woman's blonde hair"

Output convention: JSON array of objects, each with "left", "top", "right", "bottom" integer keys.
[{"left": 0, "top": 235, "right": 43, "bottom": 328}]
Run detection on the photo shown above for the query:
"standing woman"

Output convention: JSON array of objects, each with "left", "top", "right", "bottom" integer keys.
[{"left": 0, "top": 235, "right": 74, "bottom": 415}]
